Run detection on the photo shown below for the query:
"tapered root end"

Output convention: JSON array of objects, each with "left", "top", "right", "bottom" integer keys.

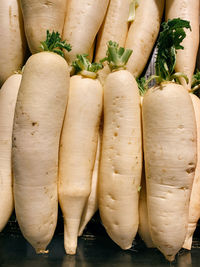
[
  {"left": 165, "top": 254, "right": 176, "bottom": 262},
  {"left": 64, "top": 220, "right": 79, "bottom": 255},
  {"left": 182, "top": 236, "right": 192, "bottom": 251},
  {"left": 35, "top": 248, "right": 49, "bottom": 254},
  {"left": 110, "top": 233, "right": 133, "bottom": 250},
  {"left": 64, "top": 245, "right": 77, "bottom": 255}
]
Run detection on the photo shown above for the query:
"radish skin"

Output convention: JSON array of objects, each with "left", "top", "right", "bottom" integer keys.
[
  {"left": 95, "top": 0, "right": 131, "bottom": 86},
  {"left": 12, "top": 52, "right": 69, "bottom": 253},
  {"left": 165, "top": 0, "right": 199, "bottom": 89},
  {"left": 183, "top": 93, "right": 200, "bottom": 250},
  {"left": 20, "top": 0, "right": 67, "bottom": 54},
  {"left": 125, "top": 0, "right": 164, "bottom": 78},
  {"left": 98, "top": 70, "right": 142, "bottom": 249},
  {"left": 78, "top": 132, "right": 101, "bottom": 236},
  {"left": 138, "top": 168, "right": 154, "bottom": 248},
  {"left": 142, "top": 82, "right": 197, "bottom": 261},
  {"left": 63, "top": 0, "right": 109, "bottom": 65},
  {"left": 95, "top": 0, "right": 131, "bottom": 62},
  {"left": 0, "top": 0, "right": 26, "bottom": 86},
  {"left": 58, "top": 75, "right": 103, "bottom": 255},
  {"left": 0, "top": 74, "right": 22, "bottom": 232}
]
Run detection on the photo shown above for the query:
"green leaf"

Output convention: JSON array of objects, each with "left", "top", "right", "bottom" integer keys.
[
  {"left": 155, "top": 18, "right": 191, "bottom": 81},
  {"left": 101, "top": 41, "right": 133, "bottom": 71},
  {"left": 191, "top": 70, "right": 200, "bottom": 93},
  {"left": 39, "top": 30, "right": 72, "bottom": 57},
  {"left": 136, "top": 77, "right": 147, "bottom": 96},
  {"left": 72, "top": 54, "right": 103, "bottom": 77}
]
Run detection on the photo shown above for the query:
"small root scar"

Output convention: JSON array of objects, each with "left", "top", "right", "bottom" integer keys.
[
  {"left": 32, "top": 122, "right": 38, "bottom": 126},
  {"left": 186, "top": 167, "right": 195, "bottom": 174}
]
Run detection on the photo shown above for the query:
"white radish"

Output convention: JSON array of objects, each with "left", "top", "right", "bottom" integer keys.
[
  {"left": 78, "top": 131, "right": 101, "bottom": 236},
  {"left": 95, "top": 0, "right": 131, "bottom": 86},
  {"left": 0, "top": 0, "right": 26, "bottom": 86},
  {"left": 12, "top": 32, "right": 70, "bottom": 253},
  {"left": 63, "top": 0, "right": 109, "bottom": 65},
  {"left": 165, "top": 0, "right": 199, "bottom": 89},
  {"left": 125, "top": 0, "right": 164, "bottom": 78},
  {"left": 98, "top": 42, "right": 142, "bottom": 249},
  {"left": 142, "top": 19, "right": 197, "bottom": 261},
  {"left": 183, "top": 92, "right": 200, "bottom": 250},
  {"left": 143, "top": 82, "right": 196, "bottom": 261},
  {"left": 95, "top": 0, "right": 131, "bottom": 62},
  {"left": 20, "top": 0, "right": 67, "bottom": 54},
  {"left": 138, "top": 168, "right": 154, "bottom": 248},
  {"left": 58, "top": 55, "right": 103, "bottom": 254},
  {"left": 0, "top": 74, "right": 22, "bottom": 232}
]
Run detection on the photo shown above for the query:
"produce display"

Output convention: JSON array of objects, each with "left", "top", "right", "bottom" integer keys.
[{"left": 0, "top": 0, "right": 200, "bottom": 263}]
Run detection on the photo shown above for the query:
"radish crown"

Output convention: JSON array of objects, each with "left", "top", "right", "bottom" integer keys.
[
  {"left": 128, "top": 0, "right": 139, "bottom": 22},
  {"left": 72, "top": 54, "right": 103, "bottom": 79},
  {"left": 136, "top": 77, "right": 147, "bottom": 96},
  {"left": 40, "top": 30, "right": 72, "bottom": 58},
  {"left": 101, "top": 41, "right": 132, "bottom": 71},
  {"left": 191, "top": 71, "right": 200, "bottom": 93},
  {"left": 145, "top": 18, "right": 191, "bottom": 86}
]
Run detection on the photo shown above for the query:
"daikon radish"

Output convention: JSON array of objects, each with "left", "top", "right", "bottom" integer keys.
[
  {"left": 0, "top": 74, "right": 22, "bottom": 232},
  {"left": 58, "top": 55, "right": 103, "bottom": 255},
  {"left": 95, "top": 0, "right": 131, "bottom": 62},
  {"left": 12, "top": 32, "right": 70, "bottom": 254},
  {"left": 78, "top": 131, "right": 101, "bottom": 236},
  {"left": 142, "top": 19, "right": 197, "bottom": 262},
  {"left": 0, "top": 0, "right": 26, "bottom": 86},
  {"left": 138, "top": 170, "right": 154, "bottom": 248},
  {"left": 183, "top": 74, "right": 200, "bottom": 250},
  {"left": 20, "top": 0, "right": 67, "bottom": 54},
  {"left": 98, "top": 41, "right": 142, "bottom": 249},
  {"left": 125, "top": 0, "right": 164, "bottom": 78},
  {"left": 134, "top": 78, "right": 155, "bottom": 248},
  {"left": 95, "top": 0, "right": 133, "bottom": 86},
  {"left": 63, "top": 0, "right": 109, "bottom": 66},
  {"left": 165, "top": 0, "right": 199, "bottom": 89}
]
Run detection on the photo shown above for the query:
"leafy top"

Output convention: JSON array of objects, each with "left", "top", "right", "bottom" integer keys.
[
  {"left": 100, "top": 41, "right": 132, "bottom": 71},
  {"left": 136, "top": 77, "right": 147, "bottom": 96},
  {"left": 40, "top": 30, "right": 72, "bottom": 57},
  {"left": 72, "top": 54, "right": 103, "bottom": 78},
  {"left": 155, "top": 18, "right": 191, "bottom": 81},
  {"left": 191, "top": 70, "right": 200, "bottom": 93}
]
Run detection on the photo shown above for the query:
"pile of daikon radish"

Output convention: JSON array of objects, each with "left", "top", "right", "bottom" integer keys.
[{"left": 0, "top": 0, "right": 200, "bottom": 263}]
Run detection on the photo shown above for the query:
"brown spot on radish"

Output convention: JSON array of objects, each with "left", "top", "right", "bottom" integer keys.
[
  {"left": 179, "top": 187, "right": 186, "bottom": 190},
  {"left": 186, "top": 167, "right": 195, "bottom": 174},
  {"left": 114, "top": 132, "right": 118, "bottom": 137},
  {"left": 32, "top": 122, "right": 38, "bottom": 126},
  {"left": 43, "top": 1, "right": 53, "bottom": 7},
  {"left": 162, "top": 169, "right": 166, "bottom": 173},
  {"left": 109, "top": 194, "right": 115, "bottom": 201},
  {"left": 114, "top": 169, "right": 118, "bottom": 174},
  {"left": 128, "top": 142, "right": 132, "bottom": 145}
]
